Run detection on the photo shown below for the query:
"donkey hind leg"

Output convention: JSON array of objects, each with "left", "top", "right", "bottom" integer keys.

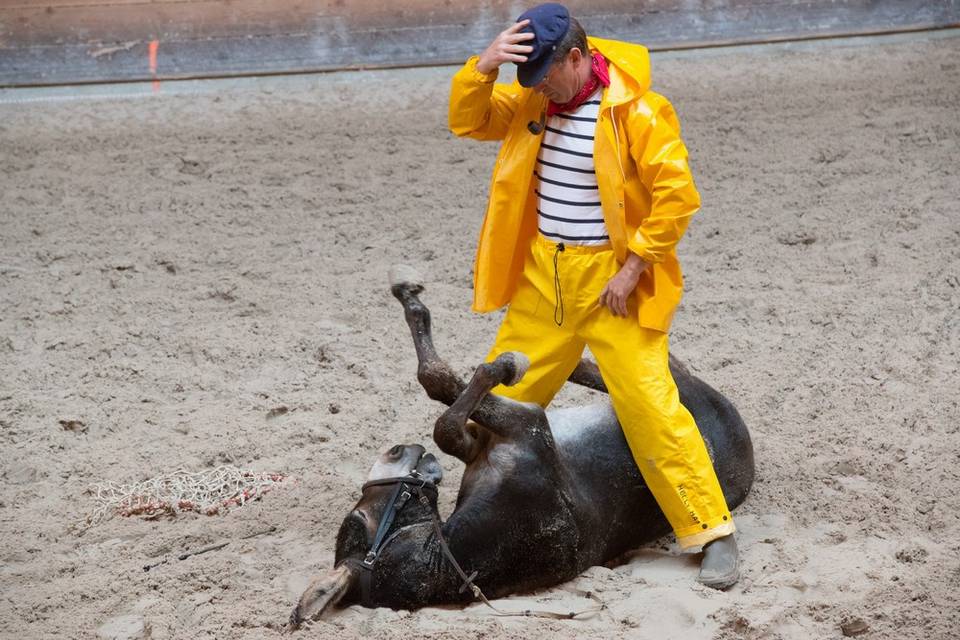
[
  {"left": 567, "top": 355, "right": 689, "bottom": 394},
  {"left": 390, "top": 265, "right": 466, "bottom": 406},
  {"left": 567, "top": 359, "right": 608, "bottom": 393},
  {"left": 436, "top": 351, "right": 547, "bottom": 448}
]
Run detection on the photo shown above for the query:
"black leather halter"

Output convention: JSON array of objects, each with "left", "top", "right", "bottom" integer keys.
[
  {"left": 338, "top": 473, "right": 438, "bottom": 607},
  {"left": 357, "top": 473, "right": 438, "bottom": 569}
]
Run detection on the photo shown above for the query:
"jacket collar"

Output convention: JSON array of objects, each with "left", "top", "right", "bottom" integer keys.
[{"left": 587, "top": 36, "right": 651, "bottom": 108}]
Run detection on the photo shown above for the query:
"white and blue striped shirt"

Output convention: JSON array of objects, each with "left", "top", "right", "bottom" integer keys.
[{"left": 535, "top": 90, "right": 608, "bottom": 246}]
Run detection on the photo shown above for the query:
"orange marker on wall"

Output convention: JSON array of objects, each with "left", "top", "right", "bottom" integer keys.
[{"left": 149, "top": 40, "right": 159, "bottom": 91}]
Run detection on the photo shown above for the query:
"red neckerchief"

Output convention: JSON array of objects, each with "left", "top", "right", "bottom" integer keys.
[{"left": 547, "top": 53, "right": 610, "bottom": 116}]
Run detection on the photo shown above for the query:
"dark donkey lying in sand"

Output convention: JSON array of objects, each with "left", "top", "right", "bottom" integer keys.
[{"left": 290, "top": 268, "right": 754, "bottom": 625}]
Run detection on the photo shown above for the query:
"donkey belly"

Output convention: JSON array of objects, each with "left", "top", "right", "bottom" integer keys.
[
  {"left": 547, "top": 402, "right": 643, "bottom": 488},
  {"left": 546, "top": 403, "right": 673, "bottom": 561},
  {"left": 546, "top": 382, "right": 754, "bottom": 563}
]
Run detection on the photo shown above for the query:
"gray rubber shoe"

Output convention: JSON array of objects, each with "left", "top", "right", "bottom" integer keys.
[{"left": 697, "top": 534, "right": 739, "bottom": 590}]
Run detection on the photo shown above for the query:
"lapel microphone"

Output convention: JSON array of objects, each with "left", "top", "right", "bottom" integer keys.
[{"left": 527, "top": 109, "right": 546, "bottom": 135}]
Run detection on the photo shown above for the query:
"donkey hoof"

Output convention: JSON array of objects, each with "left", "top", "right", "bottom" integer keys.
[
  {"left": 501, "top": 351, "right": 530, "bottom": 386},
  {"left": 389, "top": 264, "right": 424, "bottom": 296}
]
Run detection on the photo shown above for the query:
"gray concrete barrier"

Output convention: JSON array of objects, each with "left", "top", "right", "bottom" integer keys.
[{"left": 1, "top": 0, "right": 958, "bottom": 87}]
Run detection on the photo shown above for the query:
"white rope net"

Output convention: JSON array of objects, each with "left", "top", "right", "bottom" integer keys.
[{"left": 89, "top": 466, "right": 286, "bottom": 523}]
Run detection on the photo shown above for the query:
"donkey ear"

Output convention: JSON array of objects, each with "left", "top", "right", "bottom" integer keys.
[
  {"left": 288, "top": 564, "right": 357, "bottom": 630},
  {"left": 415, "top": 452, "right": 443, "bottom": 485}
]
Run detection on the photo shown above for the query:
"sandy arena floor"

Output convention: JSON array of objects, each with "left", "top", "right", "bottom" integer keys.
[{"left": 1, "top": 29, "right": 959, "bottom": 640}]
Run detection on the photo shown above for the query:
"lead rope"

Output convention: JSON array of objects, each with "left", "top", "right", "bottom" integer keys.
[
  {"left": 553, "top": 242, "right": 566, "bottom": 326},
  {"left": 414, "top": 487, "right": 606, "bottom": 621}
]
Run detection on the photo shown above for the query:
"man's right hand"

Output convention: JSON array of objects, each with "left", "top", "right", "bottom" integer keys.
[{"left": 476, "top": 20, "right": 535, "bottom": 75}]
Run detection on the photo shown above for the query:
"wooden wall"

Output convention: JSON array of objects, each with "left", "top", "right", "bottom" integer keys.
[{"left": 1, "top": 0, "right": 958, "bottom": 87}]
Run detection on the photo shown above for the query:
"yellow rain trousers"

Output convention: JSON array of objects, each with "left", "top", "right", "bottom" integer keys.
[{"left": 487, "top": 236, "right": 735, "bottom": 550}]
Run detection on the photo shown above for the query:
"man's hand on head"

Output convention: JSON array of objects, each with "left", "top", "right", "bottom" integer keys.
[
  {"left": 599, "top": 253, "right": 649, "bottom": 318},
  {"left": 477, "top": 20, "right": 535, "bottom": 75}
]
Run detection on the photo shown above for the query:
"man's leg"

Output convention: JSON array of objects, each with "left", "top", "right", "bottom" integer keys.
[
  {"left": 586, "top": 323, "right": 735, "bottom": 545},
  {"left": 485, "top": 242, "right": 585, "bottom": 406},
  {"left": 578, "top": 260, "right": 737, "bottom": 586}
]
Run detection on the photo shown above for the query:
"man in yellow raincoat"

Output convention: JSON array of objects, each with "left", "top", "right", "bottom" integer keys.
[{"left": 448, "top": 2, "right": 739, "bottom": 588}]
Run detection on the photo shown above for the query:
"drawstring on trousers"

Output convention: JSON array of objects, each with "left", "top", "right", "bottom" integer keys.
[{"left": 553, "top": 242, "right": 565, "bottom": 326}]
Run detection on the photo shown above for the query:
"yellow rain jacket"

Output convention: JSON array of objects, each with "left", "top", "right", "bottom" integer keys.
[{"left": 449, "top": 37, "right": 701, "bottom": 332}]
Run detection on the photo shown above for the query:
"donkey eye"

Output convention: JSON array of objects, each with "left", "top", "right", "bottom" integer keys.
[{"left": 389, "top": 445, "right": 404, "bottom": 458}]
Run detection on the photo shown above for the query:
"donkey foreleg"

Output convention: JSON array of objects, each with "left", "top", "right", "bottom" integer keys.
[
  {"left": 390, "top": 266, "right": 466, "bottom": 406},
  {"left": 436, "top": 352, "right": 547, "bottom": 446}
]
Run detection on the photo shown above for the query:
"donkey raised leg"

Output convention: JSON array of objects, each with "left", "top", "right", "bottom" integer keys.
[{"left": 390, "top": 266, "right": 546, "bottom": 463}]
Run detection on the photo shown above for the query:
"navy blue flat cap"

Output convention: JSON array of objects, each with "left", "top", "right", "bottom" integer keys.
[{"left": 515, "top": 3, "right": 571, "bottom": 88}]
